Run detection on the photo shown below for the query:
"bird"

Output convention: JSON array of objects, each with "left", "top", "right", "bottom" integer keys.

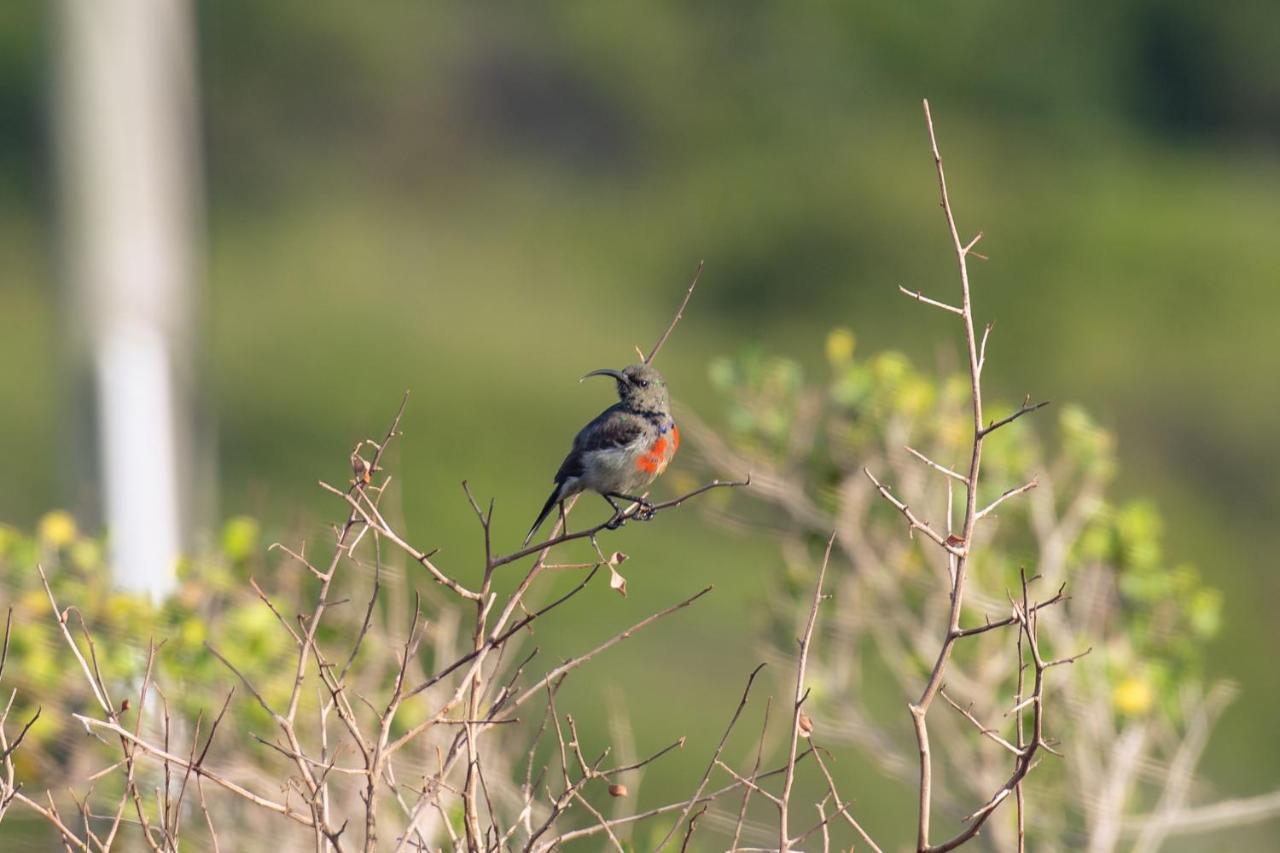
[{"left": 524, "top": 363, "right": 680, "bottom": 546}]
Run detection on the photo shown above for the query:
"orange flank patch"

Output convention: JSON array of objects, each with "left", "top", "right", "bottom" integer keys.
[{"left": 635, "top": 428, "right": 679, "bottom": 476}]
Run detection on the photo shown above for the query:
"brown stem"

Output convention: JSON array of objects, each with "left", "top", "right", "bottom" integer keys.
[{"left": 779, "top": 531, "right": 835, "bottom": 850}]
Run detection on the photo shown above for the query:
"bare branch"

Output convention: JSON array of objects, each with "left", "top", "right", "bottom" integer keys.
[
  {"left": 950, "top": 584, "right": 1067, "bottom": 639},
  {"left": 656, "top": 662, "right": 767, "bottom": 849},
  {"left": 501, "top": 586, "right": 714, "bottom": 719},
  {"left": 678, "top": 804, "right": 708, "bottom": 852},
  {"left": 980, "top": 397, "right": 1050, "bottom": 437},
  {"left": 535, "top": 751, "right": 814, "bottom": 848},
  {"left": 731, "top": 697, "right": 771, "bottom": 852},
  {"left": 1132, "top": 684, "right": 1237, "bottom": 853},
  {"left": 905, "top": 446, "right": 970, "bottom": 485},
  {"left": 899, "top": 286, "right": 963, "bottom": 315},
  {"left": 779, "top": 531, "right": 836, "bottom": 851},
  {"left": 940, "top": 691, "right": 1023, "bottom": 756},
  {"left": 403, "top": 567, "right": 599, "bottom": 703},
  {"left": 864, "top": 468, "right": 965, "bottom": 557},
  {"left": 320, "top": 480, "right": 480, "bottom": 601},
  {"left": 646, "top": 260, "right": 704, "bottom": 365},
  {"left": 809, "top": 744, "right": 884, "bottom": 853},
  {"left": 887, "top": 99, "right": 1058, "bottom": 851},
  {"left": 0, "top": 706, "right": 39, "bottom": 763},
  {"left": 975, "top": 478, "right": 1038, "bottom": 520},
  {"left": 71, "top": 714, "right": 316, "bottom": 828},
  {"left": 1122, "top": 788, "right": 1280, "bottom": 839},
  {"left": 715, "top": 760, "right": 783, "bottom": 807},
  {"left": 37, "top": 565, "right": 112, "bottom": 715}
]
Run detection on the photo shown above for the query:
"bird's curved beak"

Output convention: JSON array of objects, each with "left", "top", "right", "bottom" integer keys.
[{"left": 581, "top": 368, "right": 628, "bottom": 384}]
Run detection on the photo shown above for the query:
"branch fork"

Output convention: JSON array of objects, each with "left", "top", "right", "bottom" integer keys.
[{"left": 868, "top": 100, "right": 1059, "bottom": 852}]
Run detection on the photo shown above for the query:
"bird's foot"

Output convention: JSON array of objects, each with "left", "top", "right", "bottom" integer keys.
[
  {"left": 605, "top": 514, "right": 627, "bottom": 530},
  {"left": 634, "top": 501, "right": 657, "bottom": 522}
]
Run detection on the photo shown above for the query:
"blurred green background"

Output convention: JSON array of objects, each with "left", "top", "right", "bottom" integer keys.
[{"left": 2, "top": 2, "right": 1278, "bottom": 847}]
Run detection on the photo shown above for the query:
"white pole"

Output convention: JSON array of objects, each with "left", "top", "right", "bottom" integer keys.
[{"left": 55, "top": 0, "right": 202, "bottom": 599}]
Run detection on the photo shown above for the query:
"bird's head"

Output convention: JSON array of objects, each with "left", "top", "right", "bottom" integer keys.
[{"left": 582, "top": 363, "right": 671, "bottom": 415}]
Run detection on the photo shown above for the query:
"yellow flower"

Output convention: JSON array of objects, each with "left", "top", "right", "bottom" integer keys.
[
  {"left": 825, "top": 328, "right": 856, "bottom": 365},
  {"left": 38, "top": 510, "right": 78, "bottom": 548},
  {"left": 179, "top": 617, "right": 207, "bottom": 649},
  {"left": 1113, "top": 676, "right": 1154, "bottom": 716}
]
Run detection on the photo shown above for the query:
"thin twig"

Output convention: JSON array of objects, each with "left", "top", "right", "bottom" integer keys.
[
  {"left": 940, "top": 691, "right": 1023, "bottom": 756},
  {"left": 899, "top": 286, "right": 963, "bottom": 315},
  {"left": 495, "top": 752, "right": 813, "bottom": 849},
  {"left": 657, "top": 662, "right": 767, "bottom": 849},
  {"left": 779, "top": 531, "right": 836, "bottom": 851},
  {"left": 905, "top": 446, "right": 970, "bottom": 484},
  {"left": 809, "top": 744, "right": 884, "bottom": 852},
  {"left": 975, "top": 478, "right": 1038, "bottom": 520},
  {"left": 731, "top": 698, "right": 772, "bottom": 853},
  {"left": 71, "top": 714, "right": 317, "bottom": 828},
  {"left": 864, "top": 469, "right": 965, "bottom": 557},
  {"left": 501, "top": 586, "right": 714, "bottom": 719},
  {"left": 981, "top": 397, "right": 1050, "bottom": 437},
  {"left": 646, "top": 260, "right": 704, "bottom": 364}
]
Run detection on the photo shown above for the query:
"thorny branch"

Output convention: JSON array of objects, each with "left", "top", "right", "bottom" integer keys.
[
  {"left": 655, "top": 662, "right": 767, "bottom": 850},
  {"left": 778, "top": 532, "right": 835, "bottom": 851},
  {"left": 862, "top": 99, "right": 1078, "bottom": 852},
  {"left": 0, "top": 267, "right": 766, "bottom": 852}
]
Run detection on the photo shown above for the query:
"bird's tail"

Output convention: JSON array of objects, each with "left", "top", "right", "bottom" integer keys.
[{"left": 523, "top": 484, "right": 564, "bottom": 547}]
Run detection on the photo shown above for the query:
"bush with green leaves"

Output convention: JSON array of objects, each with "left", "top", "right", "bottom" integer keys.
[
  {"left": 1, "top": 514, "right": 270, "bottom": 757},
  {"left": 691, "top": 330, "right": 1265, "bottom": 851},
  {"left": 0, "top": 506, "right": 484, "bottom": 849}
]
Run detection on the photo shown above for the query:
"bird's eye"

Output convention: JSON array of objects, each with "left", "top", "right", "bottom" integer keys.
[{"left": 634, "top": 379, "right": 649, "bottom": 388}]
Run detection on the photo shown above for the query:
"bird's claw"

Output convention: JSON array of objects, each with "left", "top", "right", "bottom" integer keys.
[{"left": 605, "top": 501, "right": 654, "bottom": 529}]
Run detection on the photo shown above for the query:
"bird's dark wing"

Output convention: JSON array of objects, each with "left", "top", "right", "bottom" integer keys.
[
  {"left": 576, "top": 407, "right": 645, "bottom": 452},
  {"left": 554, "top": 406, "right": 644, "bottom": 482}
]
